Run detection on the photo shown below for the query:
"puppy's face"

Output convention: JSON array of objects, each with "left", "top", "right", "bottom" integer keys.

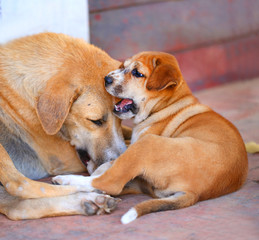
[{"left": 104, "top": 52, "right": 182, "bottom": 122}]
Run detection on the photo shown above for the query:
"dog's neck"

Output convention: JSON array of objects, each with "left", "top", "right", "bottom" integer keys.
[
  {"left": 133, "top": 81, "right": 192, "bottom": 124},
  {"left": 131, "top": 90, "right": 197, "bottom": 144}
]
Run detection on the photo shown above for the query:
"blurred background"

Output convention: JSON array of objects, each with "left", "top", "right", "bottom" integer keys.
[{"left": 1, "top": 0, "right": 259, "bottom": 92}]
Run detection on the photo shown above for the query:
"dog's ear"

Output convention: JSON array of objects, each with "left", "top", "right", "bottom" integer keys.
[
  {"left": 36, "top": 72, "right": 80, "bottom": 135},
  {"left": 146, "top": 59, "right": 181, "bottom": 91}
]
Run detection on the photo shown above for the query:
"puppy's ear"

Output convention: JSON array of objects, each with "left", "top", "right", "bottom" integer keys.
[
  {"left": 36, "top": 72, "right": 80, "bottom": 135},
  {"left": 146, "top": 59, "right": 181, "bottom": 91}
]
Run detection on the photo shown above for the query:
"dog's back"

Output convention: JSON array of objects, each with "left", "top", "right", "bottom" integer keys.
[{"left": 0, "top": 33, "right": 81, "bottom": 178}]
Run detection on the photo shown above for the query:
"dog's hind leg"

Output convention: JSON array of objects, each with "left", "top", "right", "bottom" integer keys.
[
  {"left": 120, "top": 178, "right": 156, "bottom": 197},
  {"left": 0, "top": 185, "right": 119, "bottom": 220},
  {"left": 0, "top": 144, "right": 87, "bottom": 199},
  {"left": 121, "top": 191, "right": 198, "bottom": 224}
]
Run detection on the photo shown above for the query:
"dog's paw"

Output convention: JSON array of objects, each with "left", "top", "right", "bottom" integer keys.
[
  {"left": 82, "top": 193, "right": 121, "bottom": 215},
  {"left": 52, "top": 175, "right": 96, "bottom": 192},
  {"left": 52, "top": 175, "right": 84, "bottom": 185}
]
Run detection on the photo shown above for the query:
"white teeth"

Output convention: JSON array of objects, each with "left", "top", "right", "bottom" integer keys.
[{"left": 115, "top": 105, "right": 120, "bottom": 111}]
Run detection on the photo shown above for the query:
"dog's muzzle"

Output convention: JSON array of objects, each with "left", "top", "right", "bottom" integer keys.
[
  {"left": 114, "top": 98, "right": 138, "bottom": 115},
  {"left": 76, "top": 149, "right": 91, "bottom": 167}
]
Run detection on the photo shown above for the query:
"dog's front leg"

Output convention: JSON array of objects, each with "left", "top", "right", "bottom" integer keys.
[
  {"left": 53, "top": 136, "right": 150, "bottom": 196},
  {"left": 0, "top": 186, "right": 119, "bottom": 220},
  {"left": 0, "top": 144, "right": 87, "bottom": 198},
  {"left": 52, "top": 161, "right": 113, "bottom": 191},
  {"left": 91, "top": 142, "right": 145, "bottom": 195}
]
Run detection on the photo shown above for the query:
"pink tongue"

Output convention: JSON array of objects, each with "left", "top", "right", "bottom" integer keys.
[{"left": 119, "top": 99, "right": 133, "bottom": 108}]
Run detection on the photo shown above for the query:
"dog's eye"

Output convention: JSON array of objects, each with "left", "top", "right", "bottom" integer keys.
[
  {"left": 132, "top": 68, "right": 145, "bottom": 78},
  {"left": 90, "top": 119, "right": 103, "bottom": 126}
]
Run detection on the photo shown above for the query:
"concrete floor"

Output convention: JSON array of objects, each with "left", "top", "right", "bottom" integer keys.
[{"left": 1, "top": 78, "right": 259, "bottom": 240}]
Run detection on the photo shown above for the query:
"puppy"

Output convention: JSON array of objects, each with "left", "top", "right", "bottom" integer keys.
[
  {"left": 0, "top": 33, "right": 127, "bottom": 220},
  {"left": 54, "top": 52, "right": 248, "bottom": 224}
]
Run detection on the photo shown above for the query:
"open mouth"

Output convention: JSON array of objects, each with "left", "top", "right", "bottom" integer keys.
[
  {"left": 114, "top": 98, "right": 137, "bottom": 114},
  {"left": 76, "top": 149, "right": 91, "bottom": 167}
]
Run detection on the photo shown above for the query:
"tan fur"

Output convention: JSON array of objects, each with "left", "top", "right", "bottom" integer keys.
[
  {"left": 91, "top": 51, "right": 248, "bottom": 221},
  {"left": 0, "top": 33, "right": 126, "bottom": 219}
]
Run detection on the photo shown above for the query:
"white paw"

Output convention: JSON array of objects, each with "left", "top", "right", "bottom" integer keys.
[
  {"left": 52, "top": 175, "right": 96, "bottom": 192},
  {"left": 121, "top": 208, "right": 138, "bottom": 224}
]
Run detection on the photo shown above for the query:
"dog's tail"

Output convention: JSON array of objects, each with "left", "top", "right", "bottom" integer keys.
[{"left": 121, "top": 191, "right": 198, "bottom": 224}]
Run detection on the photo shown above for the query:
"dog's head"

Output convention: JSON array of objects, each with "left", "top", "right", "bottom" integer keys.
[
  {"left": 104, "top": 51, "right": 184, "bottom": 123},
  {"left": 36, "top": 52, "right": 126, "bottom": 172}
]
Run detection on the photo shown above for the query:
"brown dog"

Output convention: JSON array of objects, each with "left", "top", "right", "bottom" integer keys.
[
  {"left": 53, "top": 52, "right": 248, "bottom": 224},
  {"left": 0, "top": 33, "right": 127, "bottom": 220}
]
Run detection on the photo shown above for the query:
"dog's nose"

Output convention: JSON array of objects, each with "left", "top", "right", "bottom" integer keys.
[{"left": 105, "top": 76, "right": 113, "bottom": 86}]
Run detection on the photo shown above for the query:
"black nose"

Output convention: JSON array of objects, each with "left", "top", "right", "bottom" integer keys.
[{"left": 105, "top": 76, "right": 113, "bottom": 87}]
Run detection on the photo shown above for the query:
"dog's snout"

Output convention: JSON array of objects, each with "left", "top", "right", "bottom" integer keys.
[{"left": 105, "top": 76, "right": 113, "bottom": 87}]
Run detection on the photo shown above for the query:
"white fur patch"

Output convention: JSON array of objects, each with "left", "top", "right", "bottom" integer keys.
[
  {"left": 121, "top": 208, "right": 138, "bottom": 224},
  {"left": 5, "top": 183, "right": 10, "bottom": 189},
  {"left": 109, "top": 69, "right": 125, "bottom": 85},
  {"left": 52, "top": 175, "right": 97, "bottom": 192},
  {"left": 40, "top": 187, "right": 46, "bottom": 193}
]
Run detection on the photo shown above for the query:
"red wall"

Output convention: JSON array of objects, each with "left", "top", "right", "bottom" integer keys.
[{"left": 89, "top": 0, "right": 259, "bottom": 91}]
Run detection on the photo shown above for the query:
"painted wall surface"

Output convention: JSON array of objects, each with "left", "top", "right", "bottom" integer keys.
[
  {"left": 89, "top": 0, "right": 259, "bottom": 91},
  {"left": 0, "top": 0, "right": 89, "bottom": 44}
]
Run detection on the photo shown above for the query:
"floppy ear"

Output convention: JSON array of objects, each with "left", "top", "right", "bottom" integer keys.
[
  {"left": 146, "top": 59, "right": 181, "bottom": 91},
  {"left": 36, "top": 72, "right": 80, "bottom": 135}
]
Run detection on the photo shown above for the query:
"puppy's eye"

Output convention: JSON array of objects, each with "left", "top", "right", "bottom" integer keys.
[
  {"left": 90, "top": 119, "right": 103, "bottom": 126},
  {"left": 132, "top": 68, "right": 145, "bottom": 78}
]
